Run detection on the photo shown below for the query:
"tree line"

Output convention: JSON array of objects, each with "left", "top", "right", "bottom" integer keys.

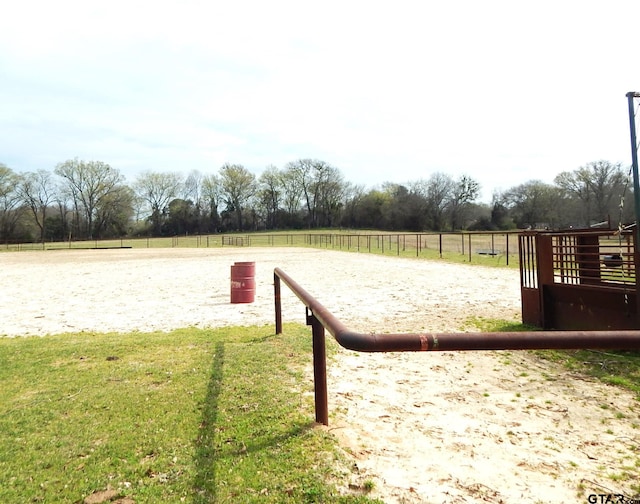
[{"left": 0, "top": 158, "right": 633, "bottom": 243}]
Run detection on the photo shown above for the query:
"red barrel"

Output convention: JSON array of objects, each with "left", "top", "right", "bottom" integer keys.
[{"left": 230, "top": 261, "right": 256, "bottom": 303}]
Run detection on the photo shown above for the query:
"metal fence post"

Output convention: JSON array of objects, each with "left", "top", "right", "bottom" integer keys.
[
  {"left": 506, "top": 234, "right": 509, "bottom": 266},
  {"left": 274, "top": 273, "right": 282, "bottom": 334},
  {"left": 306, "top": 309, "right": 328, "bottom": 426}
]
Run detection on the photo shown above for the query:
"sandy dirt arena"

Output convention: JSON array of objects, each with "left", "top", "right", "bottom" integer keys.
[{"left": 1, "top": 247, "right": 639, "bottom": 503}]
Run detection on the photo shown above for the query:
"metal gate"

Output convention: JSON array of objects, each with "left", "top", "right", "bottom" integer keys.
[{"left": 518, "top": 229, "right": 639, "bottom": 330}]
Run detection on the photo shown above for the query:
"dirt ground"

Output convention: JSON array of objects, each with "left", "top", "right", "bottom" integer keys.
[{"left": 1, "top": 247, "right": 639, "bottom": 503}]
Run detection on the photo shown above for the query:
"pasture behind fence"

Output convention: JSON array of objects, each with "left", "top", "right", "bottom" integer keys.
[{"left": 4, "top": 231, "right": 521, "bottom": 265}]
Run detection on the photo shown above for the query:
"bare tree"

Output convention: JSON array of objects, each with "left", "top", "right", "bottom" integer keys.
[
  {"left": 311, "top": 162, "right": 345, "bottom": 227},
  {"left": 280, "top": 164, "right": 304, "bottom": 224},
  {"left": 218, "top": 163, "right": 257, "bottom": 231},
  {"left": 340, "top": 183, "right": 366, "bottom": 228},
  {"left": 555, "top": 160, "right": 627, "bottom": 226},
  {"left": 184, "top": 170, "right": 204, "bottom": 233},
  {"left": 54, "top": 158, "right": 125, "bottom": 239},
  {"left": 0, "top": 163, "right": 24, "bottom": 241},
  {"left": 286, "top": 159, "right": 315, "bottom": 227},
  {"left": 201, "top": 173, "right": 222, "bottom": 232},
  {"left": 447, "top": 175, "right": 481, "bottom": 231},
  {"left": 16, "top": 170, "right": 57, "bottom": 243},
  {"left": 586, "top": 160, "right": 627, "bottom": 223},
  {"left": 285, "top": 159, "right": 345, "bottom": 228},
  {"left": 412, "top": 173, "right": 454, "bottom": 231},
  {"left": 257, "top": 165, "right": 282, "bottom": 229},
  {"left": 502, "top": 180, "right": 562, "bottom": 228},
  {"left": 133, "top": 171, "right": 183, "bottom": 235}
]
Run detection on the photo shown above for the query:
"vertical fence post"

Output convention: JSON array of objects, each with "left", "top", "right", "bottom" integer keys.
[
  {"left": 274, "top": 273, "right": 282, "bottom": 334},
  {"left": 439, "top": 233, "right": 443, "bottom": 258},
  {"left": 506, "top": 234, "right": 510, "bottom": 266},
  {"left": 468, "top": 233, "right": 472, "bottom": 263},
  {"left": 306, "top": 309, "right": 328, "bottom": 425}
]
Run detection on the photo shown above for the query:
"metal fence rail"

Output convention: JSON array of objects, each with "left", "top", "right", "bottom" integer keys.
[
  {"left": 273, "top": 267, "right": 640, "bottom": 425},
  {"left": 4, "top": 231, "right": 520, "bottom": 264}
]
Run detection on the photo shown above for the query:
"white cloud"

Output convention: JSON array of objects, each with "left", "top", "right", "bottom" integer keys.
[{"left": 1, "top": 0, "right": 639, "bottom": 201}]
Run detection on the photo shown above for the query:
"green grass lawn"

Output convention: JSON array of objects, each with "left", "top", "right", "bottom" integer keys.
[
  {"left": 469, "top": 317, "right": 640, "bottom": 401},
  {"left": 0, "top": 325, "right": 381, "bottom": 504},
  {"left": 4, "top": 319, "right": 639, "bottom": 503}
]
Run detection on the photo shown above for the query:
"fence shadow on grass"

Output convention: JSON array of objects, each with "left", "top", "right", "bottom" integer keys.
[{"left": 193, "top": 341, "right": 225, "bottom": 504}]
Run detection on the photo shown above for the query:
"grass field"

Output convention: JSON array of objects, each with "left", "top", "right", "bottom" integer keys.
[
  {"left": 3, "top": 240, "right": 640, "bottom": 501},
  {"left": 0, "top": 324, "right": 382, "bottom": 504}
]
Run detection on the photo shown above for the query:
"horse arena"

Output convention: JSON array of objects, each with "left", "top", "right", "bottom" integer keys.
[{"left": 1, "top": 247, "right": 639, "bottom": 503}]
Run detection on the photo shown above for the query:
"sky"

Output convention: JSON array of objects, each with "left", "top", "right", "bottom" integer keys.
[{"left": 1, "top": 1, "right": 639, "bottom": 202}]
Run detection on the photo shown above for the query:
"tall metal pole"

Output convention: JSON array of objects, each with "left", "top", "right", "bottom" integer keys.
[
  {"left": 626, "top": 92, "right": 640, "bottom": 326},
  {"left": 627, "top": 92, "right": 640, "bottom": 246}
]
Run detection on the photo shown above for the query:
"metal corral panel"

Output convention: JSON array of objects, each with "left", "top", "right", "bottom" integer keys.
[
  {"left": 543, "top": 283, "right": 638, "bottom": 330},
  {"left": 519, "top": 229, "right": 639, "bottom": 330},
  {"left": 521, "top": 287, "right": 542, "bottom": 327}
]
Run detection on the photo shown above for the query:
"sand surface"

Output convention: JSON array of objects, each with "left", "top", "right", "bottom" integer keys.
[{"left": 1, "top": 247, "right": 639, "bottom": 503}]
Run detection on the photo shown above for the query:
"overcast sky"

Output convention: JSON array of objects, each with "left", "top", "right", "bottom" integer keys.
[{"left": 1, "top": 1, "right": 639, "bottom": 202}]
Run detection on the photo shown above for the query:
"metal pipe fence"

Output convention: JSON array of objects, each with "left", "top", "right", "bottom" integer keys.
[
  {"left": 273, "top": 267, "right": 640, "bottom": 425},
  {"left": 4, "top": 231, "right": 521, "bottom": 264}
]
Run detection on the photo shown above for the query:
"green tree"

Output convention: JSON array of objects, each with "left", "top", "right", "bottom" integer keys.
[
  {"left": 382, "top": 183, "right": 427, "bottom": 231},
  {"left": 93, "top": 185, "right": 134, "bottom": 237},
  {"left": 352, "top": 188, "right": 391, "bottom": 229},
  {"left": 489, "top": 195, "right": 513, "bottom": 230},
  {"left": 165, "top": 198, "right": 196, "bottom": 235}
]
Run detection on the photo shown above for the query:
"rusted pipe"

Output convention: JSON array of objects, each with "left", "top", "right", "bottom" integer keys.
[
  {"left": 274, "top": 272, "right": 282, "bottom": 334},
  {"left": 308, "top": 309, "right": 328, "bottom": 425},
  {"left": 274, "top": 267, "right": 640, "bottom": 352}
]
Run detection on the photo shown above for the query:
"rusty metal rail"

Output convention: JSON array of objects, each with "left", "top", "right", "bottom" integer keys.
[{"left": 274, "top": 267, "right": 640, "bottom": 425}]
